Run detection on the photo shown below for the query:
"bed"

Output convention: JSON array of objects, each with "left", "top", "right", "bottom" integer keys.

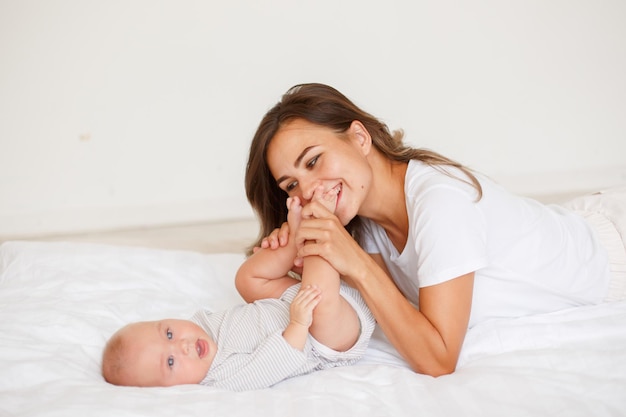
[{"left": 1, "top": 240, "right": 625, "bottom": 416}]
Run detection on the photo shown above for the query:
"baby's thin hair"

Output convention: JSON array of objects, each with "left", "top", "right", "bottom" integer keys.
[{"left": 101, "top": 330, "right": 129, "bottom": 385}]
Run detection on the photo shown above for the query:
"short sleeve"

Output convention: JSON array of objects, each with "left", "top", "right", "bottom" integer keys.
[{"left": 409, "top": 184, "right": 488, "bottom": 287}]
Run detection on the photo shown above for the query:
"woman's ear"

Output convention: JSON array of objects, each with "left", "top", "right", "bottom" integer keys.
[{"left": 349, "top": 120, "right": 372, "bottom": 156}]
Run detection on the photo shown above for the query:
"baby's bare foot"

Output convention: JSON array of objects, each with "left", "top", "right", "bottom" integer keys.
[
  {"left": 286, "top": 197, "right": 303, "bottom": 232},
  {"left": 312, "top": 185, "right": 338, "bottom": 214}
]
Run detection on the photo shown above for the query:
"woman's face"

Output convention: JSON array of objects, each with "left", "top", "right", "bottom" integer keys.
[{"left": 266, "top": 118, "right": 373, "bottom": 225}]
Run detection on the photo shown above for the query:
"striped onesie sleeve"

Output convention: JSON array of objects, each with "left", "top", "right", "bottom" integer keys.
[{"left": 191, "top": 282, "right": 375, "bottom": 391}]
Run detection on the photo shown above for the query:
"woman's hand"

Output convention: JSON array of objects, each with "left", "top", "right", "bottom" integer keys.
[{"left": 294, "top": 199, "right": 369, "bottom": 282}]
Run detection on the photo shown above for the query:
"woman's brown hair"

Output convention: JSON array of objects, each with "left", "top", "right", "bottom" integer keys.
[{"left": 244, "top": 83, "right": 481, "bottom": 254}]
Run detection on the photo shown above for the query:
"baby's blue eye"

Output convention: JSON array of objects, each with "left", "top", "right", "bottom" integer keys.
[
  {"left": 166, "top": 329, "right": 173, "bottom": 339},
  {"left": 168, "top": 356, "right": 174, "bottom": 368}
]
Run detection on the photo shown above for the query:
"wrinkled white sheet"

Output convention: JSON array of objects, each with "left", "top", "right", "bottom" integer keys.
[{"left": 1, "top": 241, "right": 625, "bottom": 417}]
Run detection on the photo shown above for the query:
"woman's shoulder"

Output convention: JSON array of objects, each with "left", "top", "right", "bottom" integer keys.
[{"left": 405, "top": 159, "right": 481, "bottom": 200}]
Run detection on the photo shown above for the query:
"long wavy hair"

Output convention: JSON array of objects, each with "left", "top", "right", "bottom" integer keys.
[{"left": 245, "top": 83, "right": 482, "bottom": 255}]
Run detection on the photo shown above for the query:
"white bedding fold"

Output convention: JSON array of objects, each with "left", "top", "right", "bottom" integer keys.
[{"left": 1, "top": 241, "right": 624, "bottom": 417}]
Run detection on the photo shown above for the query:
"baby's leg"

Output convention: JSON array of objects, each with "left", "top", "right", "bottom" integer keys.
[
  {"left": 303, "top": 263, "right": 360, "bottom": 352},
  {"left": 291, "top": 191, "right": 361, "bottom": 352}
]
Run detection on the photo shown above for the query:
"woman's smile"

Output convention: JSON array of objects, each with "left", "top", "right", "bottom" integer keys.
[{"left": 266, "top": 118, "right": 373, "bottom": 224}]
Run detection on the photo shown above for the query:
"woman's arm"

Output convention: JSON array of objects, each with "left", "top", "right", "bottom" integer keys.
[
  {"left": 293, "top": 206, "right": 473, "bottom": 376},
  {"left": 358, "top": 253, "right": 473, "bottom": 375}
]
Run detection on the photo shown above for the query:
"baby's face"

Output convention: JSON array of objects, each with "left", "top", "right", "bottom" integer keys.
[{"left": 120, "top": 319, "right": 217, "bottom": 387}]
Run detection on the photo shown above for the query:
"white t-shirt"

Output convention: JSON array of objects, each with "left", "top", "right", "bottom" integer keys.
[{"left": 360, "top": 160, "right": 610, "bottom": 327}]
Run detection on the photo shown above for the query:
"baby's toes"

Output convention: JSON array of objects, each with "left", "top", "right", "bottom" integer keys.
[
  {"left": 320, "top": 189, "right": 338, "bottom": 213},
  {"left": 287, "top": 198, "right": 302, "bottom": 229}
]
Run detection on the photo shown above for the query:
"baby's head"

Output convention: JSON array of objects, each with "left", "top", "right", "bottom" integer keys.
[{"left": 102, "top": 318, "right": 217, "bottom": 387}]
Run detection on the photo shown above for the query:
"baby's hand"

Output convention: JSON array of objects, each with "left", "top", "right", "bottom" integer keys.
[
  {"left": 258, "top": 222, "right": 290, "bottom": 250},
  {"left": 289, "top": 285, "right": 322, "bottom": 328}
]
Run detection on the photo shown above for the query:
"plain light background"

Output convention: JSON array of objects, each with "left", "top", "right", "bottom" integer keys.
[{"left": 1, "top": 0, "right": 625, "bottom": 237}]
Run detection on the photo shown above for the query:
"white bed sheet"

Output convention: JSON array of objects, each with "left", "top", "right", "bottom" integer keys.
[{"left": 0, "top": 240, "right": 625, "bottom": 417}]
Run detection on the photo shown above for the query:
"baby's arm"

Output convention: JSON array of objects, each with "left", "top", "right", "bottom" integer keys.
[
  {"left": 235, "top": 210, "right": 301, "bottom": 302},
  {"left": 235, "top": 193, "right": 328, "bottom": 302},
  {"left": 282, "top": 285, "right": 322, "bottom": 350},
  {"left": 237, "top": 189, "right": 361, "bottom": 353}
]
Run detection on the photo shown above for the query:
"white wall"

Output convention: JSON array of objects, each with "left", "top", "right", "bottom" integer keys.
[{"left": 1, "top": 0, "right": 625, "bottom": 237}]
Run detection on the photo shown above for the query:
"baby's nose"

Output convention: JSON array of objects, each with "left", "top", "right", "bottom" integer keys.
[{"left": 179, "top": 339, "right": 191, "bottom": 355}]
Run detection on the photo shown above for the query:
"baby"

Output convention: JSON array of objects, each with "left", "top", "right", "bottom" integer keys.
[{"left": 102, "top": 189, "right": 375, "bottom": 391}]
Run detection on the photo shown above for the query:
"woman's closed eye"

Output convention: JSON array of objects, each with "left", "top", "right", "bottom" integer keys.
[
  {"left": 306, "top": 154, "right": 319, "bottom": 169},
  {"left": 285, "top": 155, "right": 320, "bottom": 192},
  {"left": 286, "top": 181, "right": 298, "bottom": 192}
]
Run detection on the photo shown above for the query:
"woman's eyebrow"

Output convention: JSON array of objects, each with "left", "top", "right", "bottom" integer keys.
[{"left": 275, "top": 146, "right": 317, "bottom": 185}]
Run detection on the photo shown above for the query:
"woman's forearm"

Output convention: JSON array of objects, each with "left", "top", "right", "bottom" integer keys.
[
  {"left": 292, "top": 213, "right": 471, "bottom": 374},
  {"left": 348, "top": 254, "right": 471, "bottom": 376}
]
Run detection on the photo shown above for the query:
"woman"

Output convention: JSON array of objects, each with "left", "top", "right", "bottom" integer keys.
[{"left": 244, "top": 83, "right": 626, "bottom": 376}]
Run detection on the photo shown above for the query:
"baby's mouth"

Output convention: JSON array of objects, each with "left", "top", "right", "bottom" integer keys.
[{"left": 196, "top": 339, "right": 208, "bottom": 359}]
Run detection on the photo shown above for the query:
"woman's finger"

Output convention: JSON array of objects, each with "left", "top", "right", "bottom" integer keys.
[{"left": 293, "top": 217, "right": 364, "bottom": 277}]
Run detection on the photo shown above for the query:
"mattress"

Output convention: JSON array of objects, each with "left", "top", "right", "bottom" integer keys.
[{"left": 1, "top": 240, "right": 624, "bottom": 416}]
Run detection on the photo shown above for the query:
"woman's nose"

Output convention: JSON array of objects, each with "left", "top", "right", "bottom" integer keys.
[{"left": 299, "top": 178, "right": 320, "bottom": 203}]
